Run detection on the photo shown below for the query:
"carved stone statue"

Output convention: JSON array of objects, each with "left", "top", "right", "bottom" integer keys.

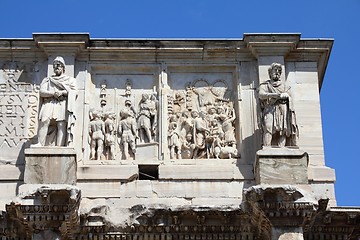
[
  {"left": 191, "top": 110, "right": 210, "bottom": 158},
  {"left": 89, "top": 110, "right": 105, "bottom": 160},
  {"left": 137, "top": 93, "right": 157, "bottom": 143},
  {"left": 219, "top": 108, "right": 236, "bottom": 147},
  {"left": 258, "top": 63, "right": 298, "bottom": 147},
  {"left": 168, "top": 121, "right": 182, "bottom": 159},
  {"left": 35, "top": 56, "right": 77, "bottom": 146},
  {"left": 118, "top": 108, "right": 138, "bottom": 160},
  {"left": 104, "top": 112, "right": 116, "bottom": 160}
]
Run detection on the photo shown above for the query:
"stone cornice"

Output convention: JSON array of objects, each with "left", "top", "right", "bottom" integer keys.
[
  {"left": 33, "top": 33, "right": 90, "bottom": 55},
  {"left": 243, "top": 33, "right": 301, "bottom": 57},
  {"left": 0, "top": 33, "right": 333, "bottom": 89}
]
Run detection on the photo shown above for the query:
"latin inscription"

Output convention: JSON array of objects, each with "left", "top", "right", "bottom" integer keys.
[{"left": 0, "top": 83, "right": 38, "bottom": 147}]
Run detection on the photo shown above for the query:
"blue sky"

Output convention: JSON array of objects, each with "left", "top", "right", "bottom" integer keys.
[{"left": 1, "top": 0, "right": 359, "bottom": 206}]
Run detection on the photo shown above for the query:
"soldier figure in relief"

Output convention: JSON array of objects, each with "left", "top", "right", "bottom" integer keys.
[
  {"left": 36, "top": 56, "right": 77, "bottom": 146},
  {"left": 258, "top": 63, "right": 298, "bottom": 147},
  {"left": 118, "top": 108, "right": 138, "bottom": 160},
  {"left": 104, "top": 112, "right": 116, "bottom": 160},
  {"left": 168, "top": 122, "right": 182, "bottom": 159},
  {"left": 89, "top": 110, "right": 105, "bottom": 160},
  {"left": 137, "top": 93, "right": 157, "bottom": 143}
]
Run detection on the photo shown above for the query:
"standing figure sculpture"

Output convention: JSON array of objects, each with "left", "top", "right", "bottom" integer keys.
[
  {"left": 36, "top": 56, "right": 77, "bottom": 146},
  {"left": 191, "top": 110, "right": 210, "bottom": 158},
  {"left": 137, "top": 93, "right": 157, "bottom": 143},
  {"left": 89, "top": 110, "right": 105, "bottom": 160},
  {"left": 104, "top": 112, "right": 116, "bottom": 160},
  {"left": 168, "top": 122, "right": 182, "bottom": 159},
  {"left": 219, "top": 108, "right": 236, "bottom": 148},
  {"left": 118, "top": 108, "right": 138, "bottom": 160},
  {"left": 258, "top": 63, "right": 298, "bottom": 147}
]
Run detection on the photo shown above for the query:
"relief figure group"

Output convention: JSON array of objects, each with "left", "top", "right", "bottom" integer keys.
[
  {"left": 167, "top": 80, "right": 238, "bottom": 160},
  {"left": 88, "top": 92, "right": 158, "bottom": 160},
  {"left": 34, "top": 57, "right": 298, "bottom": 160}
]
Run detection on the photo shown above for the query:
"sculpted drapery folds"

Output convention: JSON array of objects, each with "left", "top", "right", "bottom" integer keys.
[
  {"left": 36, "top": 56, "right": 77, "bottom": 147},
  {"left": 258, "top": 63, "right": 298, "bottom": 147}
]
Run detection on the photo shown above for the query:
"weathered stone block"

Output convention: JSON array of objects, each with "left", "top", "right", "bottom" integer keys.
[
  {"left": 24, "top": 147, "right": 76, "bottom": 184},
  {"left": 135, "top": 142, "right": 159, "bottom": 161},
  {"left": 77, "top": 165, "right": 138, "bottom": 180},
  {"left": 255, "top": 148, "right": 308, "bottom": 184},
  {"left": 78, "top": 181, "right": 122, "bottom": 197},
  {"left": 308, "top": 166, "right": 336, "bottom": 182},
  {"left": 159, "top": 165, "right": 234, "bottom": 180}
]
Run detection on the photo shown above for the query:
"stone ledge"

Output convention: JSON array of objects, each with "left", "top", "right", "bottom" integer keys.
[
  {"left": 159, "top": 164, "right": 253, "bottom": 180},
  {"left": 256, "top": 147, "right": 306, "bottom": 157},
  {"left": 77, "top": 181, "right": 122, "bottom": 198},
  {"left": 308, "top": 166, "right": 336, "bottom": 182},
  {"left": 78, "top": 165, "right": 138, "bottom": 180},
  {"left": 25, "top": 146, "right": 76, "bottom": 155}
]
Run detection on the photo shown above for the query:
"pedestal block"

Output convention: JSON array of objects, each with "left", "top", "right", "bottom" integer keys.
[
  {"left": 135, "top": 142, "right": 159, "bottom": 161},
  {"left": 24, "top": 147, "right": 77, "bottom": 184},
  {"left": 255, "top": 148, "right": 308, "bottom": 184}
]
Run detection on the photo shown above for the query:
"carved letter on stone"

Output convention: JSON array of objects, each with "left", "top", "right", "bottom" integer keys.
[
  {"left": 0, "top": 62, "right": 39, "bottom": 152},
  {"left": 258, "top": 63, "right": 299, "bottom": 147}
]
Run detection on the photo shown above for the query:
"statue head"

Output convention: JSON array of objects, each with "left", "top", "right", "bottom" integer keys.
[
  {"left": 268, "top": 63, "right": 282, "bottom": 81},
  {"left": 141, "top": 93, "right": 150, "bottom": 101},
  {"left": 105, "top": 112, "right": 116, "bottom": 120},
  {"left": 217, "top": 106, "right": 225, "bottom": 114},
  {"left": 120, "top": 109, "right": 130, "bottom": 119},
  {"left": 53, "top": 56, "right": 66, "bottom": 75},
  {"left": 208, "top": 106, "right": 216, "bottom": 114},
  {"left": 186, "top": 133, "right": 193, "bottom": 141},
  {"left": 91, "top": 109, "right": 101, "bottom": 119},
  {"left": 125, "top": 99, "right": 132, "bottom": 107},
  {"left": 191, "top": 110, "right": 199, "bottom": 118}
]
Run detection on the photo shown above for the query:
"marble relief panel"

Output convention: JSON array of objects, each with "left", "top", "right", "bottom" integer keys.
[
  {"left": 167, "top": 72, "right": 239, "bottom": 160},
  {"left": 85, "top": 73, "right": 159, "bottom": 162}
]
